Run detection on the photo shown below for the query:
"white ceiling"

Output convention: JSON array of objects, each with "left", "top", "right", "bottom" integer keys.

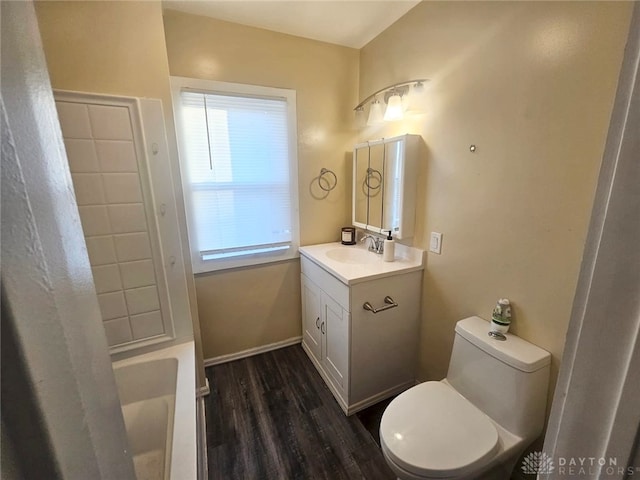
[{"left": 163, "top": 1, "right": 421, "bottom": 49}]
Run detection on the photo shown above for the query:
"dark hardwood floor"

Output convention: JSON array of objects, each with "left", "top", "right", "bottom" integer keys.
[
  {"left": 355, "top": 397, "right": 395, "bottom": 448},
  {"left": 204, "top": 344, "right": 395, "bottom": 480}
]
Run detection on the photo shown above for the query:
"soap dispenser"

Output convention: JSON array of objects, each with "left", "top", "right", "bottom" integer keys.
[{"left": 383, "top": 230, "right": 395, "bottom": 262}]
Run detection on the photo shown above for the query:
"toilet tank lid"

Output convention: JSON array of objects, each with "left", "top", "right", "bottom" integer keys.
[{"left": 455, "top": 317, "right": 551, "bottom": 372}]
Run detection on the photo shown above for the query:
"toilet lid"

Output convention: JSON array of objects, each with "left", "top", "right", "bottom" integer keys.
[{"left": 380, "top": 381, "right": 499, "bottom": 478}]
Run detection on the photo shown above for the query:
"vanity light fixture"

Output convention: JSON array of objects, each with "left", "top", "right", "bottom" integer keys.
[{"left": 355, "top": 79, "right": 428, "bottom": 126}]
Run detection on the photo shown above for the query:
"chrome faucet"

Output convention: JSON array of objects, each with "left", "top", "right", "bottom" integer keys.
[{"left": 361, "top": 234, "right": 384, "bottom": 254}]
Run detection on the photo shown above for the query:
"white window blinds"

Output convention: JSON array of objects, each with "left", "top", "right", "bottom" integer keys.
[{"left": 174, "top": 82, "right": 298, "bottom": 272}]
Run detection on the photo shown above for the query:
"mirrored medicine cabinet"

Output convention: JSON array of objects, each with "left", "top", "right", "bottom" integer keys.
[{"left": 352, "top": 134, "right": 419, "bottom": 240}]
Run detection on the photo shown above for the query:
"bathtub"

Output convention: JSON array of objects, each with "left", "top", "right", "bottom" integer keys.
[{"left": 113, "top": 342, "right": 196, "bottom": 480}]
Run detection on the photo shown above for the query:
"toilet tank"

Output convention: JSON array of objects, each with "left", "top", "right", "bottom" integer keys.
[{"left": 446, "top": 316, "right": 551, "bottom": 442}]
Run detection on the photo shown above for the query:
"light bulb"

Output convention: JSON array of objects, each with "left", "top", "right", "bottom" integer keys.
[
  {"left": 405, "top": 82, "right": 426, "bottom": 115},
  {"left": 384, "top": 93, "right": 403, "bottom": 121},
  {"left": 355, "top": 106, "right": 366, "bottom": 128},
  {"left": 367, "top": 99, "right": 384, "bottom": 126}
]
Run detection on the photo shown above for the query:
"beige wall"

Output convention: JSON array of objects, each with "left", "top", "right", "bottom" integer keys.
[
  {"left": 36, "top": 1, "right": 171, "bottom": 102},
  {"left": 163, "top": 10, "right": 359, "bottom": 358},
  {"left": 195, "top": 262, "right": 302, "bottom": 358},
  {"left": 359, "top": 1, "right": 632, "bottom": 406},
  {"left": 34, "top": 1, "right": 207, "bottom": 388}
]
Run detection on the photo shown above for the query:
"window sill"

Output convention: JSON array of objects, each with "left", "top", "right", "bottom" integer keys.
[{"left": 192, "top": 248, "right": 300, "bottom": 275}]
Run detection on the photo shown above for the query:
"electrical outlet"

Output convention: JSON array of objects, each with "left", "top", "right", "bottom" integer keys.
[{"left": 430, "top": 232, "right": 442, "bottom": 254}]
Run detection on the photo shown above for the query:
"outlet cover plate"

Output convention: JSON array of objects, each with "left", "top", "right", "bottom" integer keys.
[{"left": 430, "top": 232, "right": 442, "bottom": 254}]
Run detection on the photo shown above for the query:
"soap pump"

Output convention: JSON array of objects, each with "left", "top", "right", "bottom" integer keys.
[{"left": 383, "top": 230, "right": 395, "bottom": 262}]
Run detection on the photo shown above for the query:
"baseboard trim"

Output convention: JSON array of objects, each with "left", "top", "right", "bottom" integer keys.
[
  {"left": 203, "top": 336, "right": 302, "bottom": 367},
  {"left": 347, "top": 381, "right": 414, "bottom": 415},
  {"left": 196, "top": 377, "right": 210, "bottom": 398}
]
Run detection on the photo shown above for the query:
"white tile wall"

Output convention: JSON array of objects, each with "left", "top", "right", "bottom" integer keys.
[
  {"left": 88, "top": 105, "right": 133, "bottom": 140},
  {"left": 114, "top": 232, "right": 152, "bottom": 262},
  {"left": 119, "top": 260, "right": 156, "bottom": 289},
  {"left": 65, "top": 139, "right": 99, "bottom": 172},
  {"left": 57, "top": 99, "right": 166, "bottom": 347},
  {"left": 130, "top": 311, "right": 164, "bottom": 340},
  {"left": 78, "top": 205, "right": 111, "bottom": 236},
  {"left": 98, "top": 291, "right": 128, "bottom": 320},
  {"left": 85, "top": 236, "right": 117, "bottom": 266},
  {"left": 56, "top": 102, "right": 92, "bottom": 138},
  {"left": 125, "top": 286, "right": 160, "bottom": 315},
  {"left": 108, "top": 204, "right": 147, "bottom": 234},
  {"left": 72, "top": 174, "right": 105, "bottom": 205},
  {"left": 104, "top": 317, "right": 133, "bottom": 345},
  {"left": 95, "top": 140, "right": 138, "bottom": 172},
  {"left": 92, "top": 264, "right": 123, "bottom": 294},
  {"left": 102, "top": 173, "right": 143, "bottom": 204}
]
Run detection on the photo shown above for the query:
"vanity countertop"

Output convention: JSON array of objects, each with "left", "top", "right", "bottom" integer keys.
[{"left": 299, "top": 241, "right": 425, "bottom": 285}]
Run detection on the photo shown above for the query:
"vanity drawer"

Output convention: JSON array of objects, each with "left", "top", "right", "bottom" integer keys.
[{"left": 300, "top": 256, "right": 349, "bottom": 310}]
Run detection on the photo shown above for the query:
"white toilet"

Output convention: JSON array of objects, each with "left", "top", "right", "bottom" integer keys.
[{"left": 380, "top": 316, "right": 551, "bottom": 480}]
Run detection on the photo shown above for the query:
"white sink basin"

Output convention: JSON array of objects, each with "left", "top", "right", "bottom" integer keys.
[
  {"left": 299, "top": 242, "right": 425, "bottom": 285},
  {"left": 325, "top": 247, "right": 379, "bottom": 264}
]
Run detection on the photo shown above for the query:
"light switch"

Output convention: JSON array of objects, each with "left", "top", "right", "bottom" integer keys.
[{"left": 430, "top": 232, "right": 442, "bottom": 254}]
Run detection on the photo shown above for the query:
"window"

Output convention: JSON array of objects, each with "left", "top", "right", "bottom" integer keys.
[{"left": 171, "top": 77, "right": 299, "bottom": 273}]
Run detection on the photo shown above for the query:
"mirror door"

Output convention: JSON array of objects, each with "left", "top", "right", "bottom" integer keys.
[
  {"left": 352, "top": 134, "right": 417, "bottom": 240},
  {"left": 382, "top": 139, "right": 404, "bottom": 234},
  {"left": 353, "top": 145, "right": 369, "bottom": 228},
  {"left": 367, "top": 142, "right": 385, "bottom": 232}
]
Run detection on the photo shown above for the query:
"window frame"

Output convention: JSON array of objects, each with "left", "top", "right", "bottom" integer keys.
[{"left": 170, "top": 76, "right": 300, "bottom": 273}]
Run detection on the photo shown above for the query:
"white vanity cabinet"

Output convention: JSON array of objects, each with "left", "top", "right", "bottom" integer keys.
[
  {"left": 299, "top": 247, "right": 423, "bottom": 415},
  {"left": 301, "top": 273, "right": 349, "bottom": 399}
]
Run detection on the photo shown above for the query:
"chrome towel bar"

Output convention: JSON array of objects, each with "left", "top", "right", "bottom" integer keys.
[{"left": 363, "top": 296, "right": 398, "bottom": 314}]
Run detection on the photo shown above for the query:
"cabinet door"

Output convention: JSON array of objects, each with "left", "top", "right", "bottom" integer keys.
[
  {"left": 349, "top": 271, "right": 422, "bottom": 404},
  {"left": 322, "top": 293, "right": 349, "bottom": 396},
  {"left": 301, "top": 275, "right": 322, "bottom": 362}
]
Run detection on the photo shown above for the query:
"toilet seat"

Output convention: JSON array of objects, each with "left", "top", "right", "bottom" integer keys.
[{"left": 380, "top": 381, "right": 500, "bottom": 478}]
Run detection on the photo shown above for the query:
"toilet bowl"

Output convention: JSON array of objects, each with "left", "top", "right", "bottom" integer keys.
[{"left": 379, "top": 316, "right": 551, "bottom": 480}]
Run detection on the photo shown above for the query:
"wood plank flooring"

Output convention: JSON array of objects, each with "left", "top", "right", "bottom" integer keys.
[{"left": 204, "top": 345, "right": 395, "bottom": 480}]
